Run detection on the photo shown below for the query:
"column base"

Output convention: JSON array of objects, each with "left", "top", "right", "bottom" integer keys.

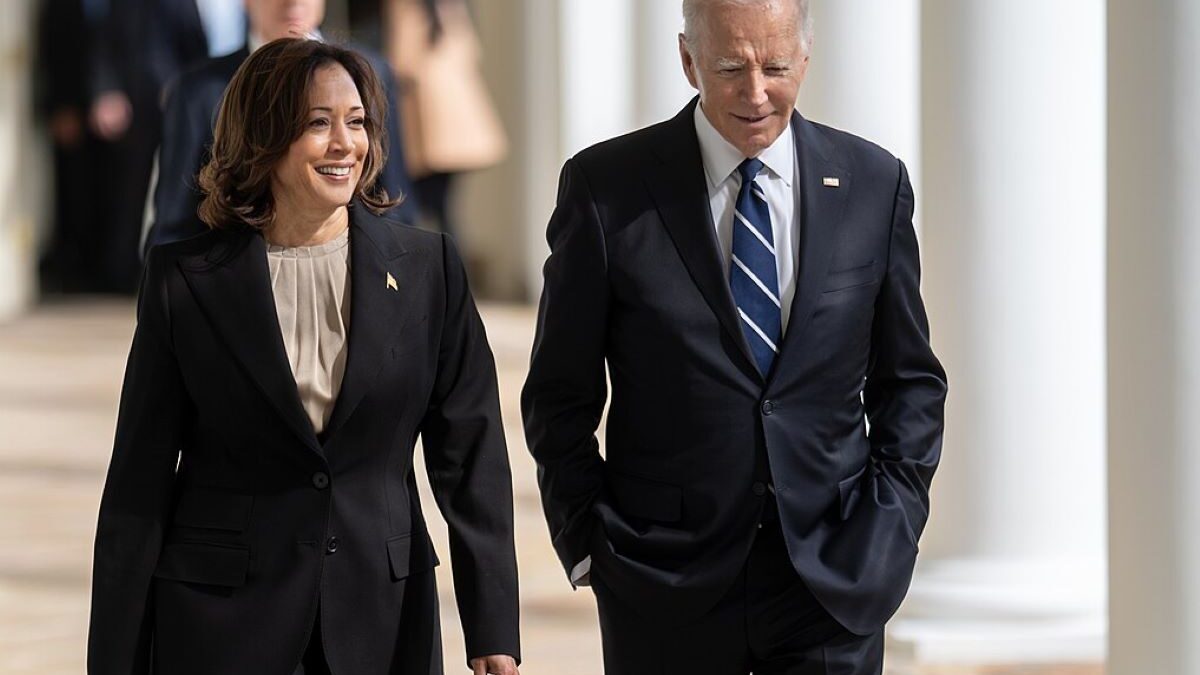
[
  {"left": 885, "top": 557, "right": 1106, "bottom": 667},
  {"left": 0, "top": 217, "right": 36, "bottom": 321}
]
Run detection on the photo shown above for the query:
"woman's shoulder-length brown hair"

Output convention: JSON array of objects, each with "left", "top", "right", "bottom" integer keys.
[{"left": 198, "top": 38, "right": 400, "bottom": 231}]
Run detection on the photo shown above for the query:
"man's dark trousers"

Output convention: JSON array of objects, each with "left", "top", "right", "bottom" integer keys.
[{"left": 592, "top": 502, "right": 884, "bottom": 675}]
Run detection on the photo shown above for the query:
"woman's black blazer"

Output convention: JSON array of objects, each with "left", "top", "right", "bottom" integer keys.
[{"left": 87, "top": 203, "right": 520, "bottom": 674}]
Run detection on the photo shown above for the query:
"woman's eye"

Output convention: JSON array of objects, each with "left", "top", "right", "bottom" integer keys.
[
  {"left": 309, "top": 118, "right": 330, "bottom": 129},
  {"left": 348, "top": 117, "right": 366, "bottom": 127}
]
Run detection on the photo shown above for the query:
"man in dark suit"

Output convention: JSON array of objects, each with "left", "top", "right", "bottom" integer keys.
[
  {"left": 36, "top": 0, "right": 95, "bottom": 292},
  {"left": 85, "top": 0, "right": 211, "bottom": 291},
  {"left": 145, "top": 0, "right": 418, "bottom": 252},
  {"left": 521, "top": 1, "right": 947, "bottom": 672}
]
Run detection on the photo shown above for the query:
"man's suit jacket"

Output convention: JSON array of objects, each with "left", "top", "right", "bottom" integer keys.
[
  {"left": 89, "top": 0, "right": 208, "bottom": 107},
  {"left": 36, "top": 0, "right": 90, "bottom": 116},
  {"left": 88, "top": 203, "right": 519, "bottom": 674},
  {"left": 146, "top": 45, "right": 419, "bottom": 253},
  {"left": 522, "top": 99, "right": 947, "bottom": 636}
]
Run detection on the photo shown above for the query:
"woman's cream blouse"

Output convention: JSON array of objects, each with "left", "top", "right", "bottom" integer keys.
[{"left": 266, "top": 227, "right": 351, "bottom": 436}]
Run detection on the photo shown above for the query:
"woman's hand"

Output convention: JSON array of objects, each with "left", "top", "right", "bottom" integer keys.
[{"left": 470, "top": 654, "right": 519, "bottom": 675}]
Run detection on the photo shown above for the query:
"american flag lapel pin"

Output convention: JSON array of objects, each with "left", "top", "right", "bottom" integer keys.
[
  {"left": 823, "top": 177, "right": 841, "bottom": 188},
  {"left": 386, "top": 272, "right": 398, "bottom": 291}
]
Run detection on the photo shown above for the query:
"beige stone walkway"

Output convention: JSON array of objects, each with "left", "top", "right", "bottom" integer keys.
[{"left": 0, "top": 300, "right": 1100, "bottom": 674}]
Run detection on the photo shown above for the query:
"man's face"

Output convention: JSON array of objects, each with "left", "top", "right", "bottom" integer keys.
[
  {"left": 245, "top": 0, "right": 326, "bottom": 42},
  {"left": 680, "top": 0, "right": 809, "bottom": 157}
]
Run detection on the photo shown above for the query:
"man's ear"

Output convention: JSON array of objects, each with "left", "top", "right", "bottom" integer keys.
[{"left": 679, "top": 34, "right": 700, "bottom": 90}]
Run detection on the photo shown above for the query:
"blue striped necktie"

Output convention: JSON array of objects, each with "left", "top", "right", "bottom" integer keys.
[{"left": 730, "top": 158, "right": 781, "bottom": 375}]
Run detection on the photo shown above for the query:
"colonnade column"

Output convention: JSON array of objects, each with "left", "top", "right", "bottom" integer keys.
[
  {"left": 0, "top": 0, "right": 38, "bottom": 320},
  {"left": 1107, "top": 1, "right": 1200, "bottom": 672},
  {"left": 632, "top": 1, "right": 694, "bottom": 129},
  {"left": 888, "top": 0, "right": 1108, "bottom": 666},
  {"left": 799, "top": 0, "right": 921, "bottom": 204}
]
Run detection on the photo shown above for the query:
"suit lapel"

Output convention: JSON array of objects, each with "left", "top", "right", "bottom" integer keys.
[
  {"left": 320, "top": 205, "right": 411, "bottom": 441},
  {"left": 645, "top": 100, "right": 760, "bottom": 377},
  {"left": 769, "top": 112, "right": 852, "bottom": 383},
  {"left": 178, "top": 230, "right": 322, "bottom": 455}
]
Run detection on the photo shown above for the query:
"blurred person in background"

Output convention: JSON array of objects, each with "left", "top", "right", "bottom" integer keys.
[
  {"left": 35, "top": 0, "right": 98, "bottom": 293},
  {"left": 385, "top": 0, "right": 506, "bottom": 237},
  {"left": 145, "top": 0, "right": 418, "bottom": 253},
  {"left": 522, "top": 0, "right": 947, "bottom": 673},
  {"left": 87, "top": 38, "right": 520, "bottom": 675},
  {"left": 85, "top": 0, "right": 213, "bottom": 292}
]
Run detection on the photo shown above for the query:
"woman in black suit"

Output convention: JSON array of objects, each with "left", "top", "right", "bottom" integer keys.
[{"left": 87, "top": 38, "right": 520, "bottom": 675}]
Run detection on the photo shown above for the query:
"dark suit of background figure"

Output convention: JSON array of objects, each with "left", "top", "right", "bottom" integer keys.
[
  {"left": 523, "top": 99, "right": 947, "bottom": 668},
  {"left": 87, "top": 0, "right": 209, "bottom": 291},
  {"left": 35, "top": 0, "right": 96, "bottom": 292},
  {"left": 347, "top": 0, "right": 440, "bottom": 49},
  {"left": 145, "top": 44, "right": 418, "bottom": 253},
  {"left": 88, "top": 204, "right": 519, "bottom": 675}
]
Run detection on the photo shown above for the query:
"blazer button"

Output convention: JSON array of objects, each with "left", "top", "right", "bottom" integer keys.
[
  {"left": 752, "top": 481, "right": 768, "bottom": 496},
  {"left": 761, "top": 400, "right": 776, "bottom": 416},
  {"left": 312, "top": 472, "right": 330, "bottom": 490},
  {"left": 325, "top": 536, "right": 340, "bottom": 555}
]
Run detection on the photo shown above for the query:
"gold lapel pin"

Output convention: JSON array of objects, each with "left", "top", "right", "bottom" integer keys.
[
  {"left": 386, "top": 272, "right": 398, "bottom": 291},
  {"left": 823, "top": 177, "right": 841, "bottom": 188}
]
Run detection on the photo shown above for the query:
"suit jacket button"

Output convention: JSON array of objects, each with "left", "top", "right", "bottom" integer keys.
[
  {"left": 325, "top": 536, "right": 340, "bottom": 554},
  {"left": 312, "top": 472, "right": 330, "bottom": 489},
  {"left": 752, "top": 481, "right": 768, "bottom": 496},
  {"left": 761, "top": 400, "right": 775, "bottom": 415}
]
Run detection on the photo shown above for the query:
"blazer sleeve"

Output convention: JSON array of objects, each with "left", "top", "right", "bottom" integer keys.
[
  {"left": 420, "top": 234, "right": 520, "bottom": 664},
  {"left": 520, "top": 158, "right": 609, "bottom": 579},
  {"left": 862, "top": 159, "right": 948, "bottom": 543},
  {"left": 146, "top": 76, "right": 207, "bottom": 254},
  {"left": 88, "top": 249, "right": 190, "bottom": 674}
]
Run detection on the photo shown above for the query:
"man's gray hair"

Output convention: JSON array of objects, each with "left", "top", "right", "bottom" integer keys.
[{"left": 682, "top": 0, "right": 813, "bottom": 55}]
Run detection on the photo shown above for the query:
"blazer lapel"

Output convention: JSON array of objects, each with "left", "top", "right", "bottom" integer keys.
[
  {"left": 321, "top": 204, "right": 411, "bottom": 441},
  {"left": 769, "top": 112, "right": 852, "bottom": 383},
  {"left": 178, "top": 230, "right": 322, "bottom": 455},
  {"left": 645, "top": 99, "right": 759, "bottom": 377}
]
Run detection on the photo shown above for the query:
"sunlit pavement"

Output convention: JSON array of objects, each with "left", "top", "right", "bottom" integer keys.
[{"left": 0, "top": 300, "right": 1100, "bottom": 675}]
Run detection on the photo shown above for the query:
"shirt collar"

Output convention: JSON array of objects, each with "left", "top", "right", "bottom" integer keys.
[{"left": 693, "top": 103, "right": 795, "bottom": 190}]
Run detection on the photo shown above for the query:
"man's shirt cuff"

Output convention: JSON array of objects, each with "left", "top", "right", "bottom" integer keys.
[{"left": 570, "top": 556, "right": 592, "bottom": 587}]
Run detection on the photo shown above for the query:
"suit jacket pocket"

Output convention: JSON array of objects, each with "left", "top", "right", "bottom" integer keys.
[
  {"left": 172, "top": 489, "right": 253, "bottom": 532},
  {"left": 837, "top": 465, "right": 869, "bottom": 520},
  {"left": 386, "top": 532, "right": 440, "bottom": 581},
  {"left": 824, "top": 261, "right": 878, "bottom": 293},
  {"left": 607, "top": 470, "right": 682, "bottom": 523},
  {"left": 153, "top": 541, "right": 250, "bottom": 587}
]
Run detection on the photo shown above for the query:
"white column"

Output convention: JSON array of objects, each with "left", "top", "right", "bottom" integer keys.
[
  {"left": 558, "top": 0, "right": 635, "bottom": 157},
  {"left": 889, "top": 1, "right": 1108, "bottom": 666},
  {"left": 456, "top": 0, "right": 566, "bottom": 300},
  {"left": 516, "top": 0, "right": 562, "bottom": 300},
  {"left": 0, "top": 0, "right": 39, "bottom": 320},
  {"left": 799, "top": 0, "right": 921, "bottom": 204},
  {"left": 517, "top": 0, "right": 637, "bottom": 298},
  {"left": 632, "top": 1, "right": 693, "bottom": 129},
  {"left": 1107, "top": 1, "right": 1200, "bottom": 673}
]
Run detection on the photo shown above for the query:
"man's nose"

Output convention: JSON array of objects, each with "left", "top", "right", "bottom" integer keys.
[{"left": 743, "top": 70, "right": 769, "bottom": 107}]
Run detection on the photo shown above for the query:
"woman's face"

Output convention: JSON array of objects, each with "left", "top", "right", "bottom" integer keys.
[{"left": 272, "top": 63, "right": 367, "bottom": 215}]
